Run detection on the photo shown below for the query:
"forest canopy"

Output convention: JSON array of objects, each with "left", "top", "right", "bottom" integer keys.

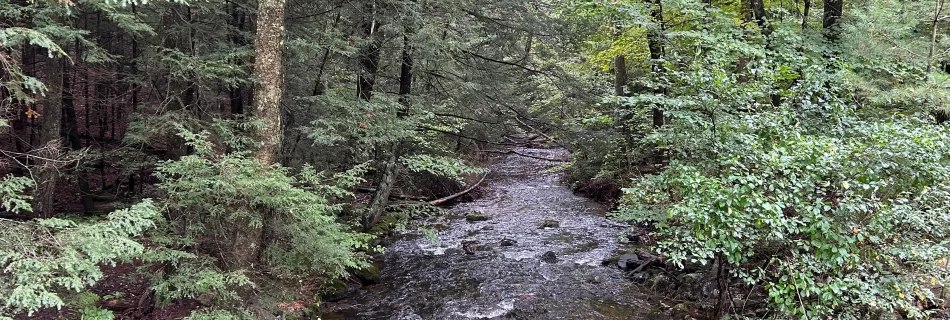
[{"left": 2, "top": 0, "right": 950, "bottom": 318}]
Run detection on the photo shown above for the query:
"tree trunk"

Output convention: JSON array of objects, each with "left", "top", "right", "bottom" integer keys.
[
  {"left": 365, "top": 35, "right": 413, "bottom": 230},
  {"left": 822, "top": 0, "right": 843, "bottom": 43},
  {"left": 357, "top": 1, "right": 381, "bottom": 101},
  {"left": 32, "top": 54, "right": 64, "bottom": 218},
  {"left": 646, "top": 0, "right": 665, "bottom": 129},
  {"left": 221, "top": 0, "right": 287, "bottom": 270},
  {"left": 614, "top": 54, "right": 627, "bottom": 97},
  {"left": 802, "top": 0, "right": 811, "bottom": 30},
  {"left": 251, "top": 0, "right": 286, "bottom": 165},
  {"left": 927, "top": 0, "right": 945, "bottom": 76},
  {"left": 742, "top": 0, "right": 769, "bottom": 35},
  {"left": 62, "top": 57, "right": 95, "bottom": 213}
]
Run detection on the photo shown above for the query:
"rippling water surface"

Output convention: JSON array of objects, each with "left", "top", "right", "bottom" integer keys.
[{"left": 323, "top": 148, "right": 664, "bottom": 320}]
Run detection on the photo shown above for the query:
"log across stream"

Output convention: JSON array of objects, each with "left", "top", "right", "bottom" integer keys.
[{"left": 322, "top": 147, "right": 670, "bottom": 319}]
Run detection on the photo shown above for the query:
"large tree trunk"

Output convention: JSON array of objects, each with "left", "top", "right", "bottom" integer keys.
[
  {"left": 356, "top": 1, "right": 381, "bottom": 101},
  {"left": 365, "top": 35, "right": 413, "bottom": 229},
  {"left": 223, "top": 0, "right": 287, "bottom": 269},
  {"left": 62, "top": 57, "right": 95, "bottom": 213},
  {"left": 251, "top": 0, "right": 286, "bottom": 165},
  {"left": 32, "top": 54, "right": 64, "bottom": 218},
  {"left": 822, "top": 0, "right": 843, "bottom": 43}
]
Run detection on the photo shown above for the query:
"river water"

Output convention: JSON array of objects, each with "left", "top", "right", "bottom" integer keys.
[{"left": 322, "top": 148, "right": 665, "bottom": 319}]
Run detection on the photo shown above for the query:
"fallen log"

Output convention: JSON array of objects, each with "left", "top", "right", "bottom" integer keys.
[
  {"left": 479, "top": 149, "right": 565, "bottom": 162},
  {"left": 429, "top": 171, "right": 491, "bottom": 206}
]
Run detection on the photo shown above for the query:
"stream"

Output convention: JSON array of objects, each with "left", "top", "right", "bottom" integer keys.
[{"left": 322, "top": 147, "right": 667, "bottom": 319}]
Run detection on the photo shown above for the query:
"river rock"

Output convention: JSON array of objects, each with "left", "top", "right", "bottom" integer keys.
[
  {"left": 444, "top": 248, "right": 464, "bottom": 255},
  {"left": 538, "top": 220, "right": 560, "bottom": 228},
  {"left": 354, "top": 263, "right": 383, "bottom": 284},
  {"left": 500, "top": 238, "right": 517, "bottom": 246},
  {"left": 616, "top": 253, "right": 643, "bottom": 270},
  {"left": 466, "top": 213, "right": 490, "bottom": 222},
  {"left": 541, "top": 251, "right": 558, "bottom": 263},
  {"left": 461, "top": 240, "right": 479, "bottom": 254}
]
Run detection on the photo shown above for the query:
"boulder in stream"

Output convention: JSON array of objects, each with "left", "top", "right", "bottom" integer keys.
[
  {"left": 538, "top": 220, "right": 560, "bottom": 228},
  {"left": 616, "top": 253, "right": 643, "bottom": 270},
  {"left": 541, "top": 251, "right": 558, "bottom": 263},
  {"left": 466, "top": 213, "right": 491, "bottom": 222},
  {"left": 500, "top": 238, "right": 517, "bottom": 246}
]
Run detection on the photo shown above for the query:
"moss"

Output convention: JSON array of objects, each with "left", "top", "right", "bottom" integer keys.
[
  {"left": 353, "top": 263, "right": 383, "bottom": 284},
  {"left": 369, "top": 212, "right": 410, "bottom": 235},
  {"left": 465, "top": 213, "right": 491, "bottom": 222}
]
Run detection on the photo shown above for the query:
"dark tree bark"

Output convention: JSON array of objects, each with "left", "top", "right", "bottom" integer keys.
[
  {"left": 62, "top": 58, "right": 95, "bottom": 213},
  {"left": 356, "top": 1, "right": 381, "bottom": 101},
  {"left": 32, "top": 54, "right": 64, "bottom": 218},
  {"left": 822, "top": 0, "right": 843, "bottom": 43},
  {"left": 614, "top": 54, "right": 627, "bottom": 97},
  {"left": 228, "top": 0, "right": 249, "bottom": 116},
  {"left": 802, "top": 0, "right": 811, "bottom": 30},
  {"left": 742, "top": 0, "right": 769, "bottom": 35},
  {"left": 646, "top": 0, "right": 665, "bottom": 129}
]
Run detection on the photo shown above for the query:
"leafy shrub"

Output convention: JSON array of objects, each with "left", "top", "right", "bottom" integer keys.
[{"left": 613, "top": 18, "right": 950, "bottom": 317}]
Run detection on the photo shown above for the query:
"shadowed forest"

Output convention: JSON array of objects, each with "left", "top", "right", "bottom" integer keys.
[{"left": 3, "top": 0, "right": 950, "bottom": 319}]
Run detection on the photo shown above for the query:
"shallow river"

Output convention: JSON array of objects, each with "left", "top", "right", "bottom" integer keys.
[{"left": 323, "top": 148, "right": 665, "bottom": 319}]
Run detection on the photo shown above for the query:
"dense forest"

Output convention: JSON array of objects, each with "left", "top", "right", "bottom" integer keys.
[{"left": 2, "top": 0, "right": 950, "bottom": 318}]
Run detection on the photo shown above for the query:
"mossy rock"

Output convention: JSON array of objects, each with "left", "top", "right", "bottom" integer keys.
[
  {"left": 320, "top": 278, "right": 350, "bottom": 301},
  {"left": 354, "top": 263, "right": 383, "bottom": 284},
  {"left": 465, "top": 213, "right": 491, "bottom": 222},
  {"left": 369, "top": 212, "right": 410, "bottom": 235},
  {"left": 538, "top": 220, "right": 560, "bottom": 228}
]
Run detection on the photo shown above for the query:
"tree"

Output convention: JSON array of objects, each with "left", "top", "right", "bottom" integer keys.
[
  {"left": 251, "top": 0, "right": 287, "bottom": 166},
  {"left": 32, "top": 54, "right": 63, "bottom": 219},
  {"left": 823, "top": 0, "right": 843, "bottom": 42},
  {"left": 927, "top": 0, "right": 945, "bottom": 75}
]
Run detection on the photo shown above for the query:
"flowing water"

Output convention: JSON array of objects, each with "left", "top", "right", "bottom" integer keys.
[{"left": 323, "top": 147, "right": 665, "bottom": 319}]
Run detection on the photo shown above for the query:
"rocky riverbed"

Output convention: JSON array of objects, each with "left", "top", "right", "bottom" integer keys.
[{"left": 322, "top": 148, "right": 684, "bottom": 319}]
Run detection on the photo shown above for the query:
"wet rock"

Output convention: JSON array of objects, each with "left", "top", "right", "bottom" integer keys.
[
  {"left": 500, "top": 238, "right": 517, "bottom": 246},
  {"left": 466, "top": 213, "right": 491, "bottom": 222},
  {"left": 616, "top": 253, "right": 643, "bottom": 270},
  {"left": 474, "top": 244, "right": 492, "bottom": 252},
  {"left": 482, "top": 225, "right": 495, "bottom": 231},
  {"left": 444, "top": 248, "right": 464, "bottom": 255},
  {"left": 601, "top": 255, "right": 620, "bottom": 266},
  {"left": 320, "top": 278, "right": 351, "bottom": 302},
  {"left": 462, "top": 240, "right": 479, "bottom": 254},
  {"left": 541, "top": 251, "right": 558, "bottom": 263},
  {"left": 354, "top": 263, "right": 383, "bottom": 284},
  {"left": 538, "top": 220, "right": 560, "bottom": 228}
]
